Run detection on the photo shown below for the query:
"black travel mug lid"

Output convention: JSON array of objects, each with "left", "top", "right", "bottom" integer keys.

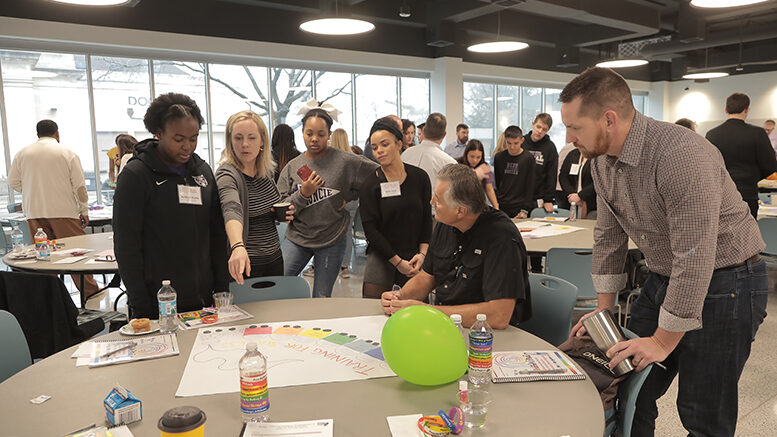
[{"left": 157, "top": 406, "right": 206, "bottom": 433}]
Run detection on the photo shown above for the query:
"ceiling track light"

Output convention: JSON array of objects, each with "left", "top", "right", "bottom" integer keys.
[
  {"left": 466, "top": 11, "right": 529, "bottom": 53},
  {"left": 399, "top": 1, "right": 411, "bottom": 18}
]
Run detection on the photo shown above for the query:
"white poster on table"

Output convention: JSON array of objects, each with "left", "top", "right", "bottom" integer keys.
[{"left": 176, "top": 315, "right": 394, "bottom": 397}]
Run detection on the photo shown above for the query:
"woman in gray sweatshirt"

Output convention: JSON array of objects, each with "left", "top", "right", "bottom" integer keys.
[
  {"left": 277, "top": 108, "right": 378, "bottom": 297},
  {"left": 216, "top": 111, "right": 289, "bottom": 284}
]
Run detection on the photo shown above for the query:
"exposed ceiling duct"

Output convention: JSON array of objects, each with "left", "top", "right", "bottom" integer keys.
[{"left": 641, "top": 23, "right": 777, "bottom": 60}]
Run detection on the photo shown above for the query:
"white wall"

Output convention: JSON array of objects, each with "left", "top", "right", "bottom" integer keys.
[{"left": 663, "top": 70, "right": 777, "bottom": 135}]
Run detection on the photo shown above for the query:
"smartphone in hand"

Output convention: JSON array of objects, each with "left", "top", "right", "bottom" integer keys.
[{"left": 297, "top": 164, "right": 313, "bottom": 181}]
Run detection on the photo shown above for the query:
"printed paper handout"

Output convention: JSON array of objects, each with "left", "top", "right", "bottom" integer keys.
[
  {"left": 516, "top": 221, "right": 584, "bottom": 239},
  {"left": 491, "top": 350, "right": 585, "bottom": 383},
  {"left": 242, "top": 419, "right": 334, "bottom": 437},
  {"left": 81, "top": 334, "right": 179, "bottom": 367},
  {"left": 176, "top": 315, "right": 394, "bottom": 397}
]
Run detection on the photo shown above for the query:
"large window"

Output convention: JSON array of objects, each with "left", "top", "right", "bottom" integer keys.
[
  {"left": 315, "top": 72, "right": 353, "bottom": 144},
  {"left": 153, "top": 60, "right": 211, "bottom": 163},
  {"left": 544, "top": 88, "right": 566, "bottom": 149},
  {"left": 0, "top": 49, "right": 430, "bottom": 207},
  {"left": 91, "top": 56, "right": 151, "bottom": 202},
  {"left": 1, "top": 50, "right": 97, "bottom": 201},
  {"left": 463, "top": 82, "right": 495, "bottom": 156},
  {"left": 400, "top": 77, "right": 430, "bottom": 127},
  {"left": 208, "top": 64, "right": 269, "bottom": 162},
  {"left": 355, "top": 74, "right": 398, "bottom": 146}
]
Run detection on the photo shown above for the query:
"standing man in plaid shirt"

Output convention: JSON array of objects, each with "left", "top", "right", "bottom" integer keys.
[{"left": 564, "top": 67, "right": 767, "bottom": 437}]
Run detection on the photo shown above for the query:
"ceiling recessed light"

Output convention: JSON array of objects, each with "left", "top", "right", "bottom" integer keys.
[
  {"left": 690, "top": 0, "right": 768, "bottom": 7},
  {"left": 682, "top": 71, "right": 730, "bottom": 79},
  {"left": 51, "top": 0, "right": 135, "bottom": 5},
  {"left": 595, "top": 59, "right": 649, "bottom": 68},
  {"left": 467, "top": 41, "right": 529, "bottom": 53},
  {"left": 299, "top": 18, "right": 375, "bottom": 36}
]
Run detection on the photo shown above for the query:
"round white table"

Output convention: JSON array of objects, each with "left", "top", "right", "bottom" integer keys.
[
  {"left": 0, "top": 298, "right": 604, "bottom": 436},
  {"left": 515, "top": 218, "right": 638, "bottom": 254},
  {"left": 2, "top": 232, "right": 118, "bottom": 307}
]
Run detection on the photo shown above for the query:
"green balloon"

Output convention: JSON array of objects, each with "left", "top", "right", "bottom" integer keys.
[{"left": 381, "top": 305, "right": 469, "bottom": 386}]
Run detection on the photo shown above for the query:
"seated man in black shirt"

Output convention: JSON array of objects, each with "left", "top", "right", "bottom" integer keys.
[{"left": 381, "top": 164, "right": 531, "bottom": 329}]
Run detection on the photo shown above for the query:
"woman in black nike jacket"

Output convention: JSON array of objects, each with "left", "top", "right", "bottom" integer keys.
[{"left": 113, "top": 93, "right": 228, "bottom": 319}]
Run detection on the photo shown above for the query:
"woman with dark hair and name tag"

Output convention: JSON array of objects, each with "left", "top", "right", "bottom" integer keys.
[
  {"left": 359, "top": 119, "right": 432, "bottom": 298},
  {"left": 216, "top": 110, "right": 293, "bottom": 284}
]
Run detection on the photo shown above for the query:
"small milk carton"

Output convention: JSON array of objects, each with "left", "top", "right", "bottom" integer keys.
[{"left": 104, "top": 383, "right": 142, "bottom": 426}]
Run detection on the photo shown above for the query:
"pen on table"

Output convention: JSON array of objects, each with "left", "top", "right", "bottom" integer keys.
[{"left": 98, "top": 341, "right": 137, "bottom": 359}]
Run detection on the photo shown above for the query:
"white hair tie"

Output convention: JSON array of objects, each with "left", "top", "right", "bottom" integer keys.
[{"left": 297, "top": 98, "right": 342, "bottom": 122}]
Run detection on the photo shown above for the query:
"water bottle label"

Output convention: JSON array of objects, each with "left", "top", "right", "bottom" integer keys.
[
  {"left": 241, "top": 371, "right": 269, "bottom": 414},
  {"left": 468, "top": 334, "right": 493, "bottom": 370},
  {"left": 158, "top": 301, "right": 176, "bottom": 317}
]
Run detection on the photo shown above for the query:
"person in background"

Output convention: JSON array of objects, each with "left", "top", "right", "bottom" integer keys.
[
  {"left": 765, "top": 119, "right": 777, "bottom": 153},
  {"left": 417, "top": 122, "right": 426, "bottom": 144},
  {"left": 8, "top": 119, "right": 100, "bottom": 300},
  {"left": 558, "top": 146, "right": 596, "bottom": 218},
  {"left": 113, "top": 93, "right": 228, "bottom": 318},
  {"left": 523, "top": 113, "right": 558, "bottom": 214},
  {"left": 116, "top": 134, "right": 138, "bottom": 175},
  {"left": 401, "top": 113, "right": 457, "bottom": 205},
  {"left": 271, "top": 124, "right": 300, "bottom": 182},
  {"left": 359, "top": 119, "right": 431, "bottom": 298},
  {"left": 459, "top": 140, "right": 499, "bottom": 209},
  {"left": 401, "top": 119, "right": 416, "bottom": 152},
  {"left": 675, "top": 118, "right": 696, "bottom": 132},
  {"left": 563, "top": 66, "right": 767, "bottom": 437},
  {"left": 555, "top": 142, "right": 575, "bottom": 210},
  {"left": 706, "top": 93, "right": 777, "bottom": 218},
  {"left": 364, "top": 114, "right": 402, "bottom": 162},
  {"left": 444, "top": 123, "right": 469, "bottom": 159},
  {"left": 277, "top": 108, "right": 378, "bottom": 298},
  {"left": 491, "top": 132, "right": 506, "bottom": 166},
  {"left": 493, "top": 125, "right": 535, "bottom": 219},
  {"left": 329, "top": 128, "right": 358, "bottom": 278},
  {"left": 216, "top": 111, "right": 291, "bottom": 284},
  {"left": 381, "top": 164, "right": 531, "bottom": 329}
]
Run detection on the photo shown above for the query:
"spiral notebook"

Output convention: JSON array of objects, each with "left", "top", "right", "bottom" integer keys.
[{"left": 491, "top": 350, "right": 586, "bottom": 383}]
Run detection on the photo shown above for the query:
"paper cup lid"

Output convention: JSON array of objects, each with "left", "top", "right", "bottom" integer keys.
[{"left": 158, "top": 406, "right": 206, "bottom": 433}]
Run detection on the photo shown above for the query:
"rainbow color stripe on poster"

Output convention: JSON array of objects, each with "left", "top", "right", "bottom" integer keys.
[{"left": 176, "top": 315, "right": 394, "bottom": 397}]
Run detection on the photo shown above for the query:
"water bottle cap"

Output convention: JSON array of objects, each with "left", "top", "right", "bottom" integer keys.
[
  {"left": 37, "top": 228, "right": 42, "bottom": 231},
  {"left": 459, "top": 381, "right": 468, "bottom": 390},
  {"left": 476, "top": 314, "right": 487, "bottom": 321},
  {"left": 162, "top": 280, "right": 171, "bottom": 286},
  {"left": 450, "top": 314, "right": 462, "bottom": 323},
  {"left": 246, "top": 342, "right": 258, "bottom": 351}
]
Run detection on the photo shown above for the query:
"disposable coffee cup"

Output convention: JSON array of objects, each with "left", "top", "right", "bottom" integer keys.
[
  {"left": 158, "top": 406, "right": 206, "bottom": 437},
  {"left": 273, "top": 202, "right": 291, "bottom": 221},
  {"left": 581, "top": 308, "right": 635, "bottom": 376}
]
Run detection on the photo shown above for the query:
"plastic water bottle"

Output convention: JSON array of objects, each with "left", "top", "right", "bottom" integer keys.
[
  {"left": 37, "top": 239, "right": 50, "bottom": 259},
  {"left": 240, "top": 342, "right": 270, "bottom": 422},
  {"left": 468, "top": 314, "right": 494, "bottom": 385},
  {"left": 157, "top": 280, "right": 178, "bottom": 334},
  {"left": 34, "top": 228, "right": 47, "bottom": 253},
  {"left": 450, "top": 314, "right": 468, "bottom": 349},
  {"left": 569, "top": 202, "right": 577, "bottom": 221},
  {"left": 11, "top": 226, "right": 24, "bottom": 253}
]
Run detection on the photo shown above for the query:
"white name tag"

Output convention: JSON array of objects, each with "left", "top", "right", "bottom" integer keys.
[
  {"left": 569, "top": 163, "right": 580, "bottom": 176},
  {"left": 380, "top": 181, "right": 401, "bottom": 198},
  {"left": 178, "top": 185, "right": 202, "bottom": 205}
]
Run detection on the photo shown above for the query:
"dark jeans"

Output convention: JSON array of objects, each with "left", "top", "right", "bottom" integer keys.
[{"left": 628, "top": 259, "right": 768, "bottom": 437}]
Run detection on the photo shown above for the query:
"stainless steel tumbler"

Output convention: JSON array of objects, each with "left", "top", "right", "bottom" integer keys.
[{"left": 581, "top": 308, "right": 635, "bottom": 376}]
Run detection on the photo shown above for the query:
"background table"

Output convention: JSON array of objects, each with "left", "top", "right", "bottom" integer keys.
[
  {"left": 515, "top": 218, "right": 638, "bottom": 254},
  {"left": 2, "top": 232, "right": 118, "bottom": 307},
  {"left": 0, "top": 298, "right": 605, "bottom": 436}
]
